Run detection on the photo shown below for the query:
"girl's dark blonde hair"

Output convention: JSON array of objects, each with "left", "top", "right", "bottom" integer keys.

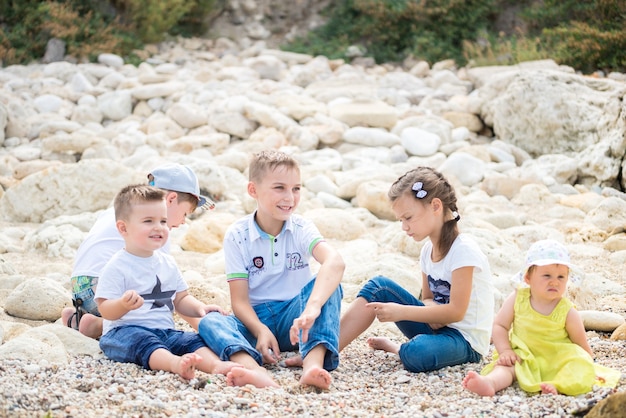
[
  {"left": 249, "top": 150, "right": 300, "bottom": 182},
  {"left": 114, "top": 184, "right": 166, "bottom": 221},
  {"left": 388, "top": 166, "right": 460, "bottom": 259}
]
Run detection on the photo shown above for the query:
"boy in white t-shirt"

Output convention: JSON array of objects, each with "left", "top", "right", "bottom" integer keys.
[
  {"left": 61, "top": 163, "right": 214, "bottom": 339},
  {"left": 198, "top": 150, "right": 345, "bottom": 390},
  {"left": 95, "top": 184, "right": 235, "bottom": 379}
]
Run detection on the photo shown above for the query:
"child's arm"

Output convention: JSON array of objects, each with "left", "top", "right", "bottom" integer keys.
[
  {"left": 230, "top": 280, "right": 281, "bottom": 364},
  {"left": 96, "top": 290, "right": 143, "bottom": 320},
  {"left": 565, "top": 307, "right": 593, "bottom": 357},
  {"left": 290, "top": 241, "right": 345, "bottom": 344},
  {"left": 491, "top": 290, "right": 520, "bottom": 366},
  {"left": 173, "top": 290, "right": 228, "bottom": 318},
  {"left": 367, "top": 266, "right": 474, "bottom": 325}
]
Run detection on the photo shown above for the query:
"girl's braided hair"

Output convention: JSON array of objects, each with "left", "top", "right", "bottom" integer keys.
[{"left": 388, "top": 166, "right": 460, "bottom": 259}]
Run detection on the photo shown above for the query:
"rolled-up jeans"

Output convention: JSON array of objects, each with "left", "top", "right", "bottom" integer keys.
[
  {"left": 198, "top": 278, "right": 342, "bottom": 371},
  {"left": 357, "top": 275, "right": 481, "bottom": 372}
]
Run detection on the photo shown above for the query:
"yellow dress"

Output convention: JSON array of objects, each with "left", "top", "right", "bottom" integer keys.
[{"left": 481, "top": 287, "right": 621, "bottom": 395}]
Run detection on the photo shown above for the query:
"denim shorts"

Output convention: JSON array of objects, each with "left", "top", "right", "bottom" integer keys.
[
  {"left": 358, "top": 276, "right": 481, "bottom": 373},
  {"left": 99, "top": 325, "right": 208, "bottom": 370},
  {"left": 199, "top": 279, "right": 342, "bottom": 371},
  {"left": 70, "top": 275, "right": 100, "bottom": 316}
]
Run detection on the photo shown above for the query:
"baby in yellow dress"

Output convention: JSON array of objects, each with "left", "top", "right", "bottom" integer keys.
[{"left": 462, "top": 239, "right": 622, "bottom": 396}]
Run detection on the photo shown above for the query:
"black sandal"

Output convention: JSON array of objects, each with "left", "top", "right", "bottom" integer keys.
[{"left": 67, "top": 298, "right": 84, "bottom": 330}]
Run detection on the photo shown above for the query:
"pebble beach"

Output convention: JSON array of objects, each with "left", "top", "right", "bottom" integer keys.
[{"left": 1, "top": 35, "right": 625, "bottom": 417}]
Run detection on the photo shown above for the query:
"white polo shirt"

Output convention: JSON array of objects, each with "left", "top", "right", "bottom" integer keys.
[{"left": 224, "top": 212, "right": 324, "bottom": 306}]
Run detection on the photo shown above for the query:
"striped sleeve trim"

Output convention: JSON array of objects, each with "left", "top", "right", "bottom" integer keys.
[
  {"left": 226, "top": 273, "right": 249, "bottom": 281},
  {"left": 308, "top": 237, "right": 324, "bottom": 254}
]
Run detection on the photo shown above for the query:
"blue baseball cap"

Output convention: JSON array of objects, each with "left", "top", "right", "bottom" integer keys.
[{"left": 148, "top": 163, "right": 215, "bottom": 210}]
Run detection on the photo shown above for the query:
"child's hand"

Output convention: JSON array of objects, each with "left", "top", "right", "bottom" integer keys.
[
  {"left": 367, "top": 302, "right": 402, "bottom": 322},
  {"left": 290, "top": 306, "right": 321, "bottom": 344},
  {"left": 202, "top": 304, "right": 228, "bottom": 316},
  {"left": 121, "top": 290, "right": 143, "bottom": 311},
  {"left": 256, "top": 328, "right": 280, "bottom": 365},
  {"left": 496, "top": 349, "right": 520, "bottom": 366}
]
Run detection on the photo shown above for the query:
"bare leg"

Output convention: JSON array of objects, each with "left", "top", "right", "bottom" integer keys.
[
  {"left": 300, "top": 345, "right": 332, "bottom": 390},
  {"left": 540, "top": 383, "right": 558, "bottom": 395},
  {"left": 148, "top": 349, "right": 202, "bottom": 380},
  {"left": 78, "top": 314, "right": 103, "bottom": 339},
  {"left": 226, "top": 352, "right": 279, "bottom": 388},
  {"left": 194, "top": 347, "right": 239, "bottom": 375},
  {"left": 462, "top": 366, "right": 515, "bottom": 397},
  {"left": 179, "top": 312, "right": 200, "bottom": 331},
  {"left": 339, "top": 297, "right": 376, "bottom": 351},
  {"left": 61, "top": 307, "right": 77, "bottom": 329},
  {"left": 367, "top": 337, "right": 400, "bottom": 354},
  {"left": 61, "top": 308, "right": 103, "bottom": 339}
]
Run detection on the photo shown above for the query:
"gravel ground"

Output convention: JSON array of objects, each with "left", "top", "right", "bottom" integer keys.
[{"left": 0, "top": 325, "right": 623, "bottom": 418}]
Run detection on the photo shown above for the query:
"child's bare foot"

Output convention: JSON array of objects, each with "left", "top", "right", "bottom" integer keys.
[
  {"left": 462, "top": 371, "right": 496, "bottom": 396},
  {"left": 211, "top": 360, "right": 241, "bottom": 376},
  {"left": 280, "top": 355, "right": 303, "bottom": 367},
  {"left": 300, "top": 366, "right": 332, "bottom": 390},
  {"left": 174, "top": 353, "right": 203, "bottom": 380},
  {"left": 540, "top": 383, "right": 558, "bottom": 395},
  {"left": 367, "top": 337, "right": 400, "bottom": 354},
  {"left": 226, "top": 366, "right": 279, "bottom": 388}
]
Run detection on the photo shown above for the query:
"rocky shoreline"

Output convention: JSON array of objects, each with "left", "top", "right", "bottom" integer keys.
[{"left": 1, "top": 36, "right": 625, "bottom": 416}]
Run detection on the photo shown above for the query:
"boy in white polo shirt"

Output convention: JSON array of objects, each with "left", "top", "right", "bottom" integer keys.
[
  {"left": 198, "top": 150, "right": 345, "bottom": 390},
  {"left": 61, "top": 163, "right": 215, "bottom": 340}
]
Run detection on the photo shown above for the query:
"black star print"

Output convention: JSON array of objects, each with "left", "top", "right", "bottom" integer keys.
[{"left": 140, "top": 276, "right": 175, "bottom": 311}]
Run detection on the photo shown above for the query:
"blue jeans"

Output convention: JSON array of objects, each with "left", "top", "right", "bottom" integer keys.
[
  {"left": 198, "top": 279, "right": 342, "bottom": 371},
  {"left": 99, "top": 325, "right": 207, "bottom": 370},
  {"left": 358, "top": 276, "right": 481, "bottom": 373}
]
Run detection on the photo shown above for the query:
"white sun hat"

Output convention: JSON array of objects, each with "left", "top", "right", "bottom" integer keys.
[{"left": 511, "top": 239, "right": 584, "bottom": 286}]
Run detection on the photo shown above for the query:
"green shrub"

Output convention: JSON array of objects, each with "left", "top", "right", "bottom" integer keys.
[
  {"left": 0, "top": 0, "right": 220, "bottom": 66},
  {"left": 543, "top": 22, "right": 626, "bottom": 73},
  {"left": 463, "top": 30, "right": 551, "bottom": 67},
  {"left": 283, "top": 0, "right": 497, "bottom": 65}
]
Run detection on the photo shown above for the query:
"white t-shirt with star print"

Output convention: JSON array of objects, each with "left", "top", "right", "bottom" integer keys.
[{"left": 95, "top": 249, "right": 188, "bottom": 335}]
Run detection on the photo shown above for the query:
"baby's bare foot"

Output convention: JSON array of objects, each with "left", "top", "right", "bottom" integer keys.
[
  {"left": 226, "top": 366, "right": 279, "bottom": 388},
  {"left": 462, "top": 371, "right": 495, "bottom": 397},
  {"left": 175, "top": 353, "right": 202, "bottom": 380},
  {"left": 540, "top": 383, "right": 558, "bottom": 395},
  {"left": 367, "top": 337, "right": 400, "bottom": 354},
  {"left": 300, "top": 366, "right": 332, "bottom": 390}
]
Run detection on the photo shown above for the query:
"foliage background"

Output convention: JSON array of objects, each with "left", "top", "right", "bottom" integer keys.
[{"left": 0, "top": 0, "right": 624, "bottom": 73}]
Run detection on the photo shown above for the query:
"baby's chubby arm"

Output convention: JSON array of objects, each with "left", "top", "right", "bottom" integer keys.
[
  {"left": 492, "top": 291, "right": 520, "bottom": 366},
  {"left": 96, "top": 290, "right": 143, "bottom": 320},
  {"left": 565, "top": 307, "right": 593, "bottom": 357}
]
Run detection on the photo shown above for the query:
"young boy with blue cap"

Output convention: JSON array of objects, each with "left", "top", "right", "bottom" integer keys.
[{"left": 62, "top": 163, "right": 214, "bottom": 339}]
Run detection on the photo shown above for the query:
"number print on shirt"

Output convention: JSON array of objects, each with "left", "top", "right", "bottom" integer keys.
[{"left": 286, "top": 252, "right": 308, "bottom": 271}]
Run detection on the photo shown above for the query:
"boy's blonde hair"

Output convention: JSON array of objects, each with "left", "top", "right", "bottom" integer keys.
[
  {"left": 249, "top": 150, "right": 300, "bottom": 182},
  {"left": 114, "top": 184, "right": 166, "bottom": 221}
]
